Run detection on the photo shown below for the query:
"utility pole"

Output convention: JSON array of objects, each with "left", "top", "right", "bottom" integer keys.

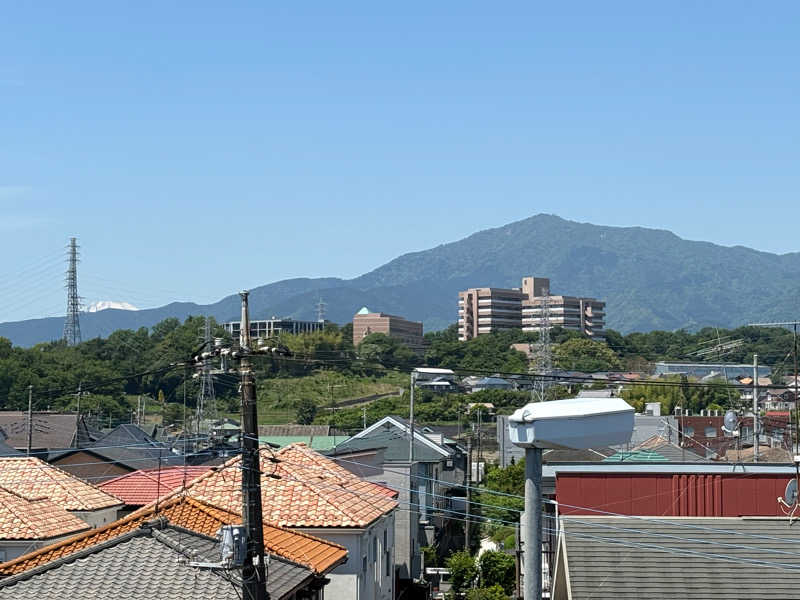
[
  {"left": 753, "top": 354, "right": 759, "bottom": 463},
  {"left": 408, "top": 368, "right": 418, "bottom": 581},
  {"left": 464, "top": 435, "right": 472, "bottom": 552},
  {"left": 523, "top": 447, "right": 543, "bottom": 600},
  {"left": 514, "top": 522, "right": 522, "bottom": 600},
  {"left": 27, "top": 385, "right": 33, "bottom": 456},
  {"left": 477, "top": 407, "right": 483, "bottom": 463},
  {"left": 238, "top": 291, "right": 268, "bottom": 600},
  {"left": 362, "top": 405, "right": 367, "bottom": 430}
]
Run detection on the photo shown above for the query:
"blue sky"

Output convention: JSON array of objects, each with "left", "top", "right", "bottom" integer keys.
[{"left": 2, "top": 2, "right": 799, "bottom": 322}]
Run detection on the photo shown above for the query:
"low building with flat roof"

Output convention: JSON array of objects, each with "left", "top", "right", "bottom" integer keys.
[{"left": 223, "top": 317, "right": 324, "bottom": 340}]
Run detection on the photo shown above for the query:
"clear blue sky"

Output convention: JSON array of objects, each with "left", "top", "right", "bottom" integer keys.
[{"left": 2, "top": 2, "right": 799, "bottom": 322}]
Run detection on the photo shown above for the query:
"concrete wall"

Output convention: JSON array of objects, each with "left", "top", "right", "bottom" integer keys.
[
  {"left": 72, "top": 505, "right": 121, "bottom": 528},
  {"left": 300, "top": 513, "right": 395, "bottom": 600},
  {"left": 0, "top": 532, "right": 88, "bottom": 563}
]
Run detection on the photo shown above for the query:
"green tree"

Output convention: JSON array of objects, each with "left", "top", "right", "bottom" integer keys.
[
  {"left": 466, "top": 585, "right": 510, "bottom": 600},
  {"left": 478, "top": 552, "right": 515, "bottom": 594},
  {"left": 554, "top": 338, "right": 622, "bottom": 372},
  {"left": 295, "top": 398, "right": 318, "bottom": 425},
  {"left": 446, "top": 551, "right": 478, "bottom": 596}
]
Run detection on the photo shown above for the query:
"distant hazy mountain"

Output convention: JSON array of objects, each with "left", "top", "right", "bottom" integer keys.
[{"left": 4, "top": 214, "right": 800, "bottom": 346}]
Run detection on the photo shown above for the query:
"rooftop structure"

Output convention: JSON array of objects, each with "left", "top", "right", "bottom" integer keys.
[
  {"left": 654, "top": 361, "right": 771, "bottom": 380},
  {"left": 0, "top": 413, "right": 99, "bottom": 455}
]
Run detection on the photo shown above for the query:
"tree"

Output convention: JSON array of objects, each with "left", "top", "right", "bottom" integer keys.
[
  {"left": 357, "top": 333, "right": 418, "bottom": 370},
  {"left": 295, "top": 398, "right": 318, "bottom": 425},
  {"left": 553, "top": 338, "right": 622, "bottom": 372},
  {"left": 466, "top": 585, "right": 510, "bottom": 600},
  {"left": 446, "top": 551, "right": 477, "bottom": 596},
  {"left": 478, "top": 551, "right": 516, "bottom": 594}
]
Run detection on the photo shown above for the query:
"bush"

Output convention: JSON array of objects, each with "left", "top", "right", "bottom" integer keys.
[{"left": 466, "top": 585, "right": 509, "bottom": 600}]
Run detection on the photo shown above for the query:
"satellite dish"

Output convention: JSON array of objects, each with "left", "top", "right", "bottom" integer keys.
[
  {"left": 785, "top": 479, "right": 798, "bottom": 506},
  {"left": 723, "top": 410, "right": 738, "bottom": 433}
]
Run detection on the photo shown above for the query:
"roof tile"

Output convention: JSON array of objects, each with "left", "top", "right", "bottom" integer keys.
[
  {"left": 0, "top": 487, "right": 89, "bottom": 540},
  {"left": 98, "top": 466, "right": 211, "bottom": 505},
  {"left": 0, "top": 495, "right": 347, "bottom": 576},
  {"left": 0, "top": 457, "right": 122, "bottom": 511}
]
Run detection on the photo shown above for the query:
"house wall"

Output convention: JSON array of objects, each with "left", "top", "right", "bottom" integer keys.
[
  {"left": 49, "top": 451, "right": 132, "bottom": 483},
  {"left": 0, "top": 532, "right": 87, "bottom": 563},
  {"left": 299, "top": 513, "right": 395, "bottom": 600},
  {"left": 72, "top": 505, "right": 122, "bottom": 528},
  {"left": 557, "top": 473, "right": 794, "bottom": 517}
]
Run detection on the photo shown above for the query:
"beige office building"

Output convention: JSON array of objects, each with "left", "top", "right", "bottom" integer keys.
[
  {"left": 353, "top": 307, "right": 425, "bottom": 352},
  {"left": 458, "top": 276, "right": 605, "bottom": 341}
]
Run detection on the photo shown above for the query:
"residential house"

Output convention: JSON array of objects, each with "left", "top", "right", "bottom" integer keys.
[
  {"left": 0, "top": 457, "right": 122, "bottom": 527},
  {"left": 550, "top": 516, "right": 800, "bottom": 600},
  {"left": 98, "top": 465, "right": 211, "bottom": 515},
  {"left": 0, "top": 494, "right": 347, "bottom": 582},
  {"left": 0, "top": 518, "right": 334, "bottom": 600},
  {"left": 0, "top": 412, "right": 100, "bottom": 457},
  {"left": 468, "top": 376, "right": 512, "bottom": 393},
  {"left": 0, "top": 486, "right": 89, "bottom": 562},
  {"left": 181, "top": 443, "right": 398, "bottom": 600},
  {"left": 328, "top": 416, "right": 468, "bottom": 583},
  {"left": 48, "top": 423, "right": 184, "bottom": 483}
]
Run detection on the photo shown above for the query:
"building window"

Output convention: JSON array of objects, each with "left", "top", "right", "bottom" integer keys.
[
  {"left": 684, "top": 426, "right": 695, "bottom": 438},
  {"left": 363, "top": 555, "right": 368, "bottom": 573},
  {"left": 705, "top": 426, "right": 717, "bottom": 438}
]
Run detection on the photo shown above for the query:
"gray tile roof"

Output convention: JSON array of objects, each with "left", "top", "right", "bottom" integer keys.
[
  {"left": 0, "top": 522, "right": 315, "bottom": 600},
  {"left": 553, "top": 516, "right": 800, "bottom": 600}
]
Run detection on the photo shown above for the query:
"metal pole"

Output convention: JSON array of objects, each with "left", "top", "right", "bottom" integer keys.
[
  {"left": 795, "top": 324, "right": 799, "bottom": 456},
  {"left": 409, "top": 370, "right": 416, "bottom": 463},
  {"left": 515, "top": 522, "right": 522, "bottom": 600},
  {"left": 239, "top": 290, "right": 268, "bottom": 600},
  {"left": 26, "top": 385, "right": 33, "bottom": 456},
  {"left": 753, "top": 354, "right": 759, "bottom": 463},
  {"left": 524, "top": 447, "right": 542, "bottom": 600},
  {"left": 465, "top": 436, "right": 472, "bottom": 552}
]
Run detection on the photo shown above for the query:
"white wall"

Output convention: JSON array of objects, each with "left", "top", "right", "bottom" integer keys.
[
  {"left": 72, "top": 505, "right": 121, "bottom": 528},
  {"left": 300, "top": 512, "right": 395, "bottom": 600}
]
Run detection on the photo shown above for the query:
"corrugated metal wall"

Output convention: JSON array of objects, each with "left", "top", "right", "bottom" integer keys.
[{"left": 556, "top": 473, "right": 792, "bottom": 517}]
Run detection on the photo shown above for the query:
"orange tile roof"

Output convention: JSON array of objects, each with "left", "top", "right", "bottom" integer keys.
[
  {"left": 0, "top": 457, "right": 122, "bottom": 511},
  {"left": 184, "top": 443, "right": 398, "bottom": 528},
  {"left": 0, "top": 495, "right": 347, "bottom": 576},
  {"left": 0, "top": 486, "right": 89, "bottom": 540},
  {"left": 98, "top": 466, "right": 211, "bottom": 505}
]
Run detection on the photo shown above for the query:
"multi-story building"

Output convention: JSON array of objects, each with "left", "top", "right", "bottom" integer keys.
[
  {"left": 457, "top": 276, "right": 605, "bottom": 341},
  {"left": 223, "top": 317, "right": 324, "bottom": 340},
  {"left": 352, "top": 307, "right": 424, "bottom": 352}
]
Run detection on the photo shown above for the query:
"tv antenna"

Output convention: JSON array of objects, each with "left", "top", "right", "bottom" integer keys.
[{"left": 777, "top": 470, "right": 800, "bottom": 524}]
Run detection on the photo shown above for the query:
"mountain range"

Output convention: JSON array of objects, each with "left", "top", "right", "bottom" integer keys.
[{"left": 3, "top": 214, "right": 800, "bottom": 347}]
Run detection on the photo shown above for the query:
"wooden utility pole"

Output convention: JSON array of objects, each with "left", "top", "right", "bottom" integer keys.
[{"left": 238, "top": 291, "right": 268, "bottom": 600}]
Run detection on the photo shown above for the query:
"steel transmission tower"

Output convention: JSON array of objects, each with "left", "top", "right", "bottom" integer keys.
[
  {"left": 535, "top": 286, "right": 552, "bottom": 401},
  {"left": 195, "top": 316, "right": 218, "bottom": 436},
  {"left": 63, "top": 237, "right": 82, "bottom": 346},
  {"left": 317, "top": 296, "right": 326, "bottom": 323}
]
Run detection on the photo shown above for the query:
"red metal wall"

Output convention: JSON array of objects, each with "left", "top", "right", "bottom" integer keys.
[{"left": 556, "top": 473, "right": 792, "bottom": 517}]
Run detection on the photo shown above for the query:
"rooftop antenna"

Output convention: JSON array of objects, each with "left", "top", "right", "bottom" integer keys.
[
  {"left": 722, "top": 409, "right": 742, "bottom": 463},
  {"left": 63, "top": 237, "right": 82, "bottom": 346},
  {"left": 777, "top": 472, "right": 799, "bottom": 524}
]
